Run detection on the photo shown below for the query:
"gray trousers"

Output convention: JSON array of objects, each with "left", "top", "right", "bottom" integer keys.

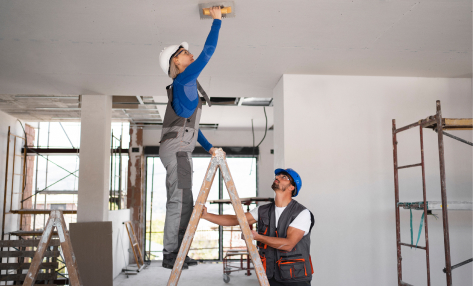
[{"left": 160, "top": 151, "right": 194, "bottom": 254}]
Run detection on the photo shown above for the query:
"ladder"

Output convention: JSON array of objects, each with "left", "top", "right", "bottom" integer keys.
[
  {"left": 124, "top": 221, "right": 145, "bottom": 271},
  {"left": 22, "top": 210, "right": 83, "bottom": 286},
  {"left": 167, "top": 149, "right": 269, "bottom": 286}
]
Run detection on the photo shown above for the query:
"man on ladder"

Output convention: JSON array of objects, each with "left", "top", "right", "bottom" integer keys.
[{"left": 202, "top": 168, "right": 315, "bottom": 286}]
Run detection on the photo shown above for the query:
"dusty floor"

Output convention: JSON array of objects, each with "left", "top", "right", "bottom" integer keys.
[{"left": 113, "top": 261, "right": 260, "bottom": 286}]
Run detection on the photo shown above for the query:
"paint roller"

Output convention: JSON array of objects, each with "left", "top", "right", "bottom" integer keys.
[{"left": 198, "top": 1, "right": 235, "bottom": 19}]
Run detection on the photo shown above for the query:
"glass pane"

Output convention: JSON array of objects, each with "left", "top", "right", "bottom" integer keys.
[
  {"left": 222, "top": 158, "right": 257, "bottom": 253},
  {"left": 145, "top": 157, "right": 167, "bottom": 260},
  {"left": 188, "top": 157, "right": 219, "bottom": 260}
]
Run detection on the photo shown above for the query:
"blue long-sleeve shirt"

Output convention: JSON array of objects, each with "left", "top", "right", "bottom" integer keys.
[{"left": 172, "top": 19, "right": 221, "bottom": 152}]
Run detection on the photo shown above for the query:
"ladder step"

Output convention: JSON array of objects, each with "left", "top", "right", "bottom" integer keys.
[
  {"left": 400, "top": 242, "right": 426, "bottom": 250},
  {"left": 10, "top": 209, "right": 77, "bottom": 214},
  {"left": 397, "top": 163, "right": 422, "bottom": 169}
]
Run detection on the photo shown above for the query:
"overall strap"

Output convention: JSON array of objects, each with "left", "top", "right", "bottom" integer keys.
[
  {"left": 196, "top": 80, "right": 212, "bottom": 107},
  {"left": 166, "top": 84, "right": 173, "bottom": 101}
]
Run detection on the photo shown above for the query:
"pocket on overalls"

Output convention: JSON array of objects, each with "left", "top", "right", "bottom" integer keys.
[
  {"left": 159, "top": 131, "right": 178, "bottom": 143},
  {"left": 181, "top": 128, "right": 195, "bottom": 144},
  {"left": 176, "top": 152, "right": 192, "bottom": 189},
  {"left": 277, "top": 258, "right": 307, "bottom": 280},
  {"left": 257, "top": 224, "right": 269, "bottom": 249}
]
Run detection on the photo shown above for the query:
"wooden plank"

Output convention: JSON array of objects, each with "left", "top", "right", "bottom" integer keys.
[
  {"left": 398, "top": 201, "right": 472, "bottom": 210},
  {"left": 9, "top": 231, "right": 59, "bottom": 237},
  {"left": 0, "top": 251, "right": 60, "bottom": 258},
  {"left": 9, "top": 209, "right": 77, "bottom": 215},
  {"left": 0, "top": 239, "right": 60, "bottom": 248},
  {"left": 0, "top": 272, "right": 56, "bottom": 281},
  {"left": 444, "top": 118, "right": 473, "bottom": 130},
  {"left": 0, "top": 262, "right": 58, "bottom": 270}
]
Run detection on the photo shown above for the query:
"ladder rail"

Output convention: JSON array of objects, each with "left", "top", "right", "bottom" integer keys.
[
  {"left": 392, "top": 120, "right": 402, "bottom": 285},
  {"left": 419, "top": 126, "right": 431, "bottom": 286},
  {"left": 167, "top": 149, "right": 269, "bottom": 286}
]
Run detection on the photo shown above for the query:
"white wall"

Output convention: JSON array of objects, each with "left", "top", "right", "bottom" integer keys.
[
  {"left": 109, "top": 209, "right": 131, "bottom": 279},
  {"left": 274, "top": 75, "right": 472, "bottom": 286},
  {"left": 0, "top": 110, "right": 25, "bottom": 236},
  {"left": 143, "top": 129, "right": 275, "bottom": 199}
]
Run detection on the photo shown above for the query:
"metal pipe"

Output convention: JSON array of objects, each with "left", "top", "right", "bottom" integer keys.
[
  {"left": 397, "top": 163, "right": 422, "bottom": 170},
  {"left": 395, "top": 117, "right": 437, "bottom": 134},
  {"left": 400, "top": 243, "right": 426, "bottom": 250},
  {"left": 10, "top": 136, "right": 17, "bottom": 210},
  {"left": 44, "top": 122, "right": 51, "bottom": 227},
  {"left": 219, "top": 170, "right": 223, "bottom": 261},
  {"left": 2, "top": 126, "right": 11, "bottom": 240},
  {"left": 443, "top": 258, "right": 473, "bottom": 273},
  {"left": 20, "top": 129, "right": 28, "bottom": 225},
  {"left": 392, "top": 119, "right": 402, "bottom": 285},
  {"left": 118, "top": 130, "right": 123, "bottom": 210},
  {"left": 148, "top": 158, "right": 155, "bottom": 259},
  {"left": 436, "top": 100, "right": 452, "bottom": 286},
  {"left": 33, "top": 123, "right": 40, "bottom": 231},
  {"left": 110, "top": 132, "right": 114, "bottom": 210},
  {"left": 395, "top": 121, "right": 421, "bottom": 134},
  {"left": 419, "top": 126, "right": 431, "bottom": 286}
]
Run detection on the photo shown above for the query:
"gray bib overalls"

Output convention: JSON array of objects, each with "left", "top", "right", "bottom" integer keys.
[{"left": 159, "top": 81, "right": 211, "bottom": 253}]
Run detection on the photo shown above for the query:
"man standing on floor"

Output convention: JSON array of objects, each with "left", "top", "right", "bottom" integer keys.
[{"left": 202, "top": 168, "right": 315, "bottom": 285}]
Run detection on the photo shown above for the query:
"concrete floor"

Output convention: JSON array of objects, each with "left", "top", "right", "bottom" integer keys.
[{"left": 113, "top": 261, "right": 260, "bottom": 286}]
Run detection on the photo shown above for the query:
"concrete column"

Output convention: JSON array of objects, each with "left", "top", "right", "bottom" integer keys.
[
  {"left": 77, "top": 95, "right": 112, "bottom": 222},
  {"left": 127, "top": 126, "right": 144, "bottom": 254},
  {"left": 73, "top": 95, "right": 113, "bottom": 286}
]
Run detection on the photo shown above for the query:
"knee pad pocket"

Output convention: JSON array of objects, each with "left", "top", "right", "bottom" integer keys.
[{"left": 176, "top": 152, "right": 192, "bottom": 189}]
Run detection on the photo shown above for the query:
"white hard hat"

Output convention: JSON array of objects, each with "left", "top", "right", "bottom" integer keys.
[{"left": 159, "top": 42, "right": 189, "bottom": 75}]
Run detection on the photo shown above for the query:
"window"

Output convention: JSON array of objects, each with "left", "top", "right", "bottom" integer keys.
[{"left": 144, "top": 155, "right": 257, "bottom": 260}]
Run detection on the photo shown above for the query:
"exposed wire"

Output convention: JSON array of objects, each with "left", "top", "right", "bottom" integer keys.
[
  {"left": 256, "top": 107, "right": 268, "bottom": 148},
  {"left": 249, "top": 107, "right": 269, "bottom": 175}
]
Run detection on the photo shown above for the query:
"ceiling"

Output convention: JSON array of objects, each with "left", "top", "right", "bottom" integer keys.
[{"left": 0, "top": 0, "right": 470, "bottom": 129}]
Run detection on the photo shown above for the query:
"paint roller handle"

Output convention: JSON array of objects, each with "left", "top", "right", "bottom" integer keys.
[{"left": 203, "top": 6, "right": 231, "bottom": 16}]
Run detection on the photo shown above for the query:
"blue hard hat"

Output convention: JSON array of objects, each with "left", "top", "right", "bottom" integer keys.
[{"left": 274, "top": 168, "right": 302, "bottom": 197}]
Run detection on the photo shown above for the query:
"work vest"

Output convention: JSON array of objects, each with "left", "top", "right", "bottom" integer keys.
[
  {"left": 159, "top": 80, "right": 211, "bottom": 154},
  {"left": 257, "top": 200, "right": 315, "bottom": 283}
]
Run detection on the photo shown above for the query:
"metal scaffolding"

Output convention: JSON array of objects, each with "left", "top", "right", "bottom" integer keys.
[{"left": 392, "top": 100, "right": 472, "bottom": 286}]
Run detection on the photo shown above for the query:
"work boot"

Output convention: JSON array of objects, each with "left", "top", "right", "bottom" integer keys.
[
  {"left": 185, "top": 255, "right": 198, "bottom": 266},
  {"left": 162, "top": 253, "right": 188, "bottom": 270}
]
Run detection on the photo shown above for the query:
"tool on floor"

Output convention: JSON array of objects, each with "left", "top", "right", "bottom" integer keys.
[
  {"left": 22, "top": 210, "right": 82, "bottom": 286},
  {"left": 199, "top": 1, "right": 235, "bottom": 19},
  {"left": 167, "top": 149, "right": 269, "bottom": 286},
  {"left": 123, "top": 221, "right": 145, "bottom": 273}
]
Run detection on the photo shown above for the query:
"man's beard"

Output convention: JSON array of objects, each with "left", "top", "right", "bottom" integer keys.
[{"left": 272, "top": 181, "right": 290, "bottom": 193}]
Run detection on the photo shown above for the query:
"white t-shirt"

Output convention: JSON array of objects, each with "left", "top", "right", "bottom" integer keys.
[{"left": 249, "top": 205, "right": 312, "bottom": 236}]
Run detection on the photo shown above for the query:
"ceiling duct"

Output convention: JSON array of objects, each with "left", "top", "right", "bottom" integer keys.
[{"left": 238, "top": 97, "right": 273, "bottom": 106}]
